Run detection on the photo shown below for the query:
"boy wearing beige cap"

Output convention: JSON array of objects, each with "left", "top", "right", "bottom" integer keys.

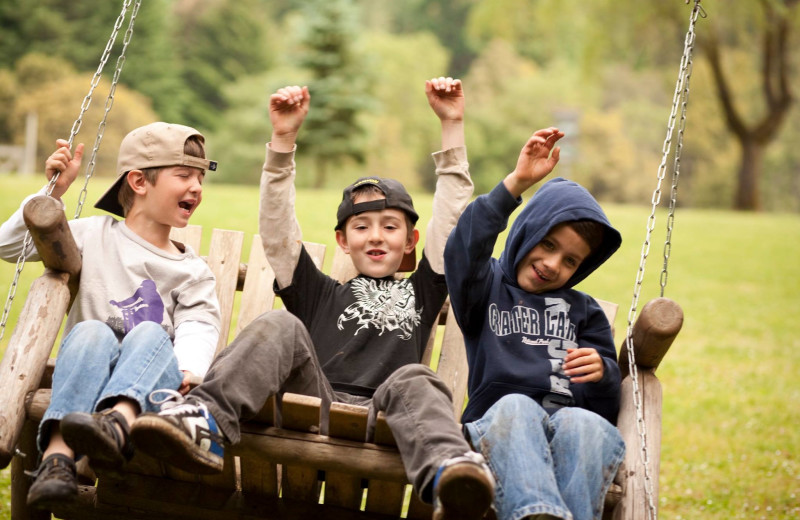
[{"left": 0, "top": 122, "right": 222, "bottom": 509}]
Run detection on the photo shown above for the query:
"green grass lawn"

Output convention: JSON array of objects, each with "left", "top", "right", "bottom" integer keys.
[{"left": 0, "top": 173, "right": 798, "bottom": 519}]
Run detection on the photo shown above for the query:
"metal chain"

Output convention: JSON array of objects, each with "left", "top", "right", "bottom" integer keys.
[
  {"left": 0, "top": 0, "right": 136, "bottom": 342},
  {"left": 624, "top": 2, "right": 703, "bottom": 519},
  {"left": 74, "top": 0, "right": 142, "bottom": 218},
  {"left": 659, "top": 3, "right": 702, "bottom": 295}
]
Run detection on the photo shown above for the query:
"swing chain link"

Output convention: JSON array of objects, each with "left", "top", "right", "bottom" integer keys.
[
  {"left": 0, "top": 0, "right": 137, "bottom": 343},
  {"left": 47, "top": 0, "right": 134, "bottom": 197},
  {"left": 74, "top": 0, "right": 142, "bottom": 219},
  {"left": 625, "top": 2, "right": 702, "bottom": 519},
  {"left": 660, "top": 17, "right": 697, "bottom": 295}
]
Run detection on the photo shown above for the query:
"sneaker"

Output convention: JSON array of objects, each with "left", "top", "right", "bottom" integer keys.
[
  {"left": 26, "top": 453, "right": 78, "bottom": 509},
  {"left": 130, "top": 389, "right": 225, "bottom": 474},
  {"left": 432, "top": 451, "right": 495, "bottom": 520},
  {"left": 60, "top": 409, "right": 134, "bottom": 476}
]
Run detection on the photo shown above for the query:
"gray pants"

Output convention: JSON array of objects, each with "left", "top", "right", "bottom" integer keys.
[{"left": 191, "top": 309, "right": 471, "bottom": 501}]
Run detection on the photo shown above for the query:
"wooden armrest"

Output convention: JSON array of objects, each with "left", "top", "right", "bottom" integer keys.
[{"left": 618, "top": 298, "right": 683, "bottom": 377}]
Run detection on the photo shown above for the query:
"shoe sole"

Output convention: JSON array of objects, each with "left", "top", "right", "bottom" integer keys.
[
  {"left": 27, "top": 480, "right": 77, "bottom": 510},
  {"left": 28, "top": 493, "right": 77, "bottom": 512},
  {"left": 60, "top": 413, "right": 125, "bottom": 476},
  {"left": 433, "top": 464, "right": 494, "bottom": 520},
  {"left": 130, "top": 415, "right": 223, "bottom": 474}
]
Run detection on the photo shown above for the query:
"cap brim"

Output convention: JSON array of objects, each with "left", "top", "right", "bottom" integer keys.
[{"left": 94, "top": 173, "right": 128, "bottom": 218}]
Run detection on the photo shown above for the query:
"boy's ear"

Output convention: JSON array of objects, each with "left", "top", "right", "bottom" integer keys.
[
  {"left": 405, "top": 228, "right": 420, "bottom": 253},
  {"left": 335, "top": 229, "right": 350, "bottom": 253},
  {"left": 126, "top": 169, "right": 147, "bottom": 195}
]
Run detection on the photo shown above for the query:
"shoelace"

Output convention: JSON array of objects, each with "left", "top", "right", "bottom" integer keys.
[
  {"left": 25, "top": 454, "right": 75, "bottom": 480},
  {"left": 148, "top": 388, "right": 188, "bottom": 411},
  {"left": 439, "top": 451, "right": 497, "bottom": 488}
]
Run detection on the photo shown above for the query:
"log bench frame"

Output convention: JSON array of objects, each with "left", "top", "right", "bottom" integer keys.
[{"left": 0, "top": 198, "right": 683, "bottom": 519}]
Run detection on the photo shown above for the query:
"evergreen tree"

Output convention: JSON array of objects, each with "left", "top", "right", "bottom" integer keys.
[{"left": 296, "top": 0, "right": 372, "bottom": 188}]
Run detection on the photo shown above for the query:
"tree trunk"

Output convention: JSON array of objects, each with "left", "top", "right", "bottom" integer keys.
[
  {"left": 701, "top": 0, "right": 796, "bottom": 211},
  {"left": 314, "top": 155, "right": 328, "bottom": 189},
  {"left": 734, "top": 139, "right": 765, "bottom": 211}
]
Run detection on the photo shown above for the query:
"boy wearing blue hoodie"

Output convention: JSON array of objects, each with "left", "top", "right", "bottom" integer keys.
[{"left": 443, "top": 128, "right": 624, "bottom": 520}]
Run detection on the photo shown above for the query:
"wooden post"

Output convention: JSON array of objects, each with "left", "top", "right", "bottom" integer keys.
[
  {"left": 613, "top": 297, "right": 681, "bottom": 520},
  {"left": 21, "top": 112, "right": 38, "bottom": 176},
  {"left": 0, "top": 270, "right": 71, "bottom": 468},
  {"left": 10, "top": 420, "right": 51, "bottom": 520},
  {"left": 618, "top": 298, "right": 683, "bottom": 379},
  {"left": 22, "top": 196, "right": 81, "bottom": 277},
  {"left": 614, "top": 371, "right": 662, "bottom": 520}
]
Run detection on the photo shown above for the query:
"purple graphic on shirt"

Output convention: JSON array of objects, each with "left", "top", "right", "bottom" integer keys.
[{"left": 109, "top": 279, "right": 165, "bottom": 334}]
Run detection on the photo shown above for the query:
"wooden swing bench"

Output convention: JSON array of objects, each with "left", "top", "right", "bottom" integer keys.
[{"left": 0, "top": 196, "right": 683, "bottom": 520}]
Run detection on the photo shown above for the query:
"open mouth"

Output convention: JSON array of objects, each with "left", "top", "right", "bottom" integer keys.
[
  {"left": 533, "top": 265, "right": 549, "bottom": 281},
  {"left": 179, "top": 200, "right": 195, "bottom": 211},
  {"left": 367, "top": 249, "right": 386, "bottom": 258}
]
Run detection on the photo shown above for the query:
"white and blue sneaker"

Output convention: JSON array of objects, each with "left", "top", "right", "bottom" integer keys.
[
  {"left": 130, "top": 390, "right": 225, "bottom": 474},
  {"left": 432, "top": 451, "right": 495, "bottom": 520}
]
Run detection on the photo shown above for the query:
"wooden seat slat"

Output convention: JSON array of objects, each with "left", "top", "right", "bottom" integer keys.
[
  {"left": 363, "top": 410, "right": 406, "bottom": 516},
  {"left": 281, "top": 393, "right": 323, "bottom": 503},
  {"left": 236, "top": 234, "right": 277, "bottom": 335},
  {"left": 435, "top": 308, "right": 470, "bottom": 417},
  {"left": 205, "top": 229, "right": 244, "bottom": 353},
  {"left": 325, "top": 403, "right": 369, "bottom": 510}
]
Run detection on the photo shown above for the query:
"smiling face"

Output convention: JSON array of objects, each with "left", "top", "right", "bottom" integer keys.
[
  {"left": 515, "top": 222, "right": 592, "bottom": 293},
  {"left": 137, "top": 165, "right": 204, "bottom": 229},
  {"left": 335, "top": 192, "right": 418, "bottom": 278}
]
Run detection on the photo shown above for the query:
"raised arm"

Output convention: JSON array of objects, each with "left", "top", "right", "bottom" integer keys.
[
  {"left": 259, "top": 85, "right": 310, "bottom": 288},
  {"left": 423, "top": 77, "right": 473, "bottom": 274},
  {"left": 502, "top": 128, "right": 564, "bottom": 199}
]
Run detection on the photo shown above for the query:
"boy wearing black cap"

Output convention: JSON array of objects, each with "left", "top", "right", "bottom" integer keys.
[
  {"left": 132, "top": 78, "right": 495, "bottom": 520},
  {"left": 0, "top": 123, "right": 221, "bottom": 508}
]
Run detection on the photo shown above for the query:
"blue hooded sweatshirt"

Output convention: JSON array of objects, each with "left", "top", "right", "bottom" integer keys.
[{"left": 444, "top": 177, "right": 623, "bottom": 425}]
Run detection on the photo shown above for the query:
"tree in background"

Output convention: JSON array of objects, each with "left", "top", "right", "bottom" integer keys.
[
  {"left": 389, "top": 0, "right": 477, "bottom": 77},
  {"left": 173, "top": 0, "right": 274, "bottom": 130},
  {"left": 296, "top": 0, "right": 372, "bottom": 188},
  {"left": 702, "top": 0, "right": 798, "bottom": 210},
  {"left": 10, "top": 53, "right": 158, "bottom": 181},
  {"left": 0, "top": 0, "right": 187, "bottom": 123}
]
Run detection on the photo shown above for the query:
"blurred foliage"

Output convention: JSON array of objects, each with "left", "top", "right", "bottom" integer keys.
[
  {"left": 9, "top": 53, "right": 158, "bottom": 178},
  {"left": 295, "top": 0, "right": 373, "bottom": 188},
  {"left": 0, "top": 0, "right": 797, "bottom": 210}
]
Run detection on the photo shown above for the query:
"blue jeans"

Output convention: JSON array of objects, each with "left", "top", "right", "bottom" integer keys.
[
  {"left": 38, "top": 320, "right": 183, "bottom": 452},
  {"left": 465, "top": 394, "right": 625, "bottom": 520}
]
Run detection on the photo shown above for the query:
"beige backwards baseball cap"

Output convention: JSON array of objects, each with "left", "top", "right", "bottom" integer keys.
[{"left": 94, "top": 122, "right": 217, "bottom": 217}]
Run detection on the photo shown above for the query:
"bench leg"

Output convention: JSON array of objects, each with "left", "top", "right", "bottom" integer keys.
[{"left": 11, "top": 420, "right": 50, "bottom": 520}]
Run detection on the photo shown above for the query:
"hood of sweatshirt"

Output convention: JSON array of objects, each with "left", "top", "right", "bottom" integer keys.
[{"left": 499, "top": 177, "right": 622, "bottom": 289}]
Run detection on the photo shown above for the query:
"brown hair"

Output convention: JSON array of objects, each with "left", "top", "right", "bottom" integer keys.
[
  {"left": 565, "top": 219, "right": 605, "bottom": 255},
  {"left": 117, "top": 135, "right": 206, "bottom": 216}
]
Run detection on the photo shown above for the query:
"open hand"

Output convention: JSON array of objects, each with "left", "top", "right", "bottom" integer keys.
[{"left": 503, "top": 128, "right": 564, "bottom": 198}]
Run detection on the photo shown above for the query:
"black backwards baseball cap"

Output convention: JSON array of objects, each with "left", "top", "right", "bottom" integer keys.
[
  {"left": 335, "top": 176, "right": 419, "bottom": 272},
  {"left": 95, "top": 122, "right": 217, "bottom": 218},
  {"left": 335, "top": 176, "right": 419, "bottom": 230}
]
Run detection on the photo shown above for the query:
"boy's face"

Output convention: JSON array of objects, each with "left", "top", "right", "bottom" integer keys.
[
  {"left": 515, "top": 223, "right": 591, "bottom": 294},
  {"left": 335, "top": 192, "right": 418, "bottom": 279},
  {"left": 132, "top": 165, "right": 204, "bottom": 228}
]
